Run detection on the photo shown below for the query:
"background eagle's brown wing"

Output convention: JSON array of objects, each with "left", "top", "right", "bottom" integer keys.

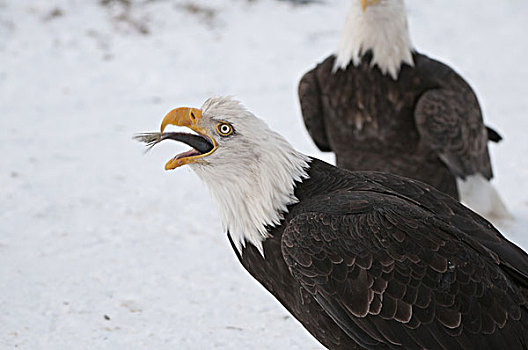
[
  {"left": 281, "top": 190, "right": 528, "bottom": 349},
  {"left": 414, "top": 88, "right": 494, "bottom": 180},
  {"left": 298, "top": 67, "right": 331, "bottom": 152}
]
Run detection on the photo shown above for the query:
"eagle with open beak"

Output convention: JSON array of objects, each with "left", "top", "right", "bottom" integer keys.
[{"left": 137, "top": 96, "right": 528, "bottom": 349}]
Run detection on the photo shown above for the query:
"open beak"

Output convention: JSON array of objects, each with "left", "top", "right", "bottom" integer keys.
[{"left": 160, "top": 107, "right": 216, "bottom": 170}]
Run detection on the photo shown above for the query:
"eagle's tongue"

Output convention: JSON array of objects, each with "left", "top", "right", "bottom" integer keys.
[{"left": 174, "top": 149, "right": 200, "bottom": 160}]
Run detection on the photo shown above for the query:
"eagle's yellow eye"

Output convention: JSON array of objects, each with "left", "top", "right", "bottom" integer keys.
[{"left": 216, "top": 122, "right": 233, "bottom": 137}]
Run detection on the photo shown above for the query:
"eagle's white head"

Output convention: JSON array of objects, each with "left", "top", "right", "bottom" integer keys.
[
  {"left": 155, "top": 97, "right": 310, "bottom": 254},
  {"left": 334, "top": 0, "right": 414, "bottom": 79}
]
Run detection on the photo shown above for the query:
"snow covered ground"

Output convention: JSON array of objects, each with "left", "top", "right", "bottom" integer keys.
[{"left": 1, "top": 0, "right": 527, "bottom": 348}]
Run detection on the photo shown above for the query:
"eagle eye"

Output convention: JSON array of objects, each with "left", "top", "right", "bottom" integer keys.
[{"left": 216, "top": 122, "right": 233, "bottom": 137}]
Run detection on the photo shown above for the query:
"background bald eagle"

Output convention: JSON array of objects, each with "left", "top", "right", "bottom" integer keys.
[
  {"left": 298, "top": 0, "right": 509, "bottom": 221},
  {"left": 139, "top": 96, "right": 528, "bottom": 350}
]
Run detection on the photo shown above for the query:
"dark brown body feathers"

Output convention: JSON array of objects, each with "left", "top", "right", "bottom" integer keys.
[
  {"left": 231, "top": 159, "right": 528, "bottom": 349},
  {"left": 299, "top": 53, "right": 499, "bottom": 199}
]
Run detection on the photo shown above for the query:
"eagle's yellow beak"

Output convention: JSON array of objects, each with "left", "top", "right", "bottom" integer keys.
[
  {"left": 160, "top": 107, "right": 202, "bottom": 134},
  {"left": 160, "top": 107, "right": 217, "bottom": 170},
  {"left": 361, "top": 0, "right": 380, "bottom": 12}
]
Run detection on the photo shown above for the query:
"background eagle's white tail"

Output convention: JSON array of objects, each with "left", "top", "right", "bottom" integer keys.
[{"left": 457, "top": 174, "right": 513, "bottom": 223}]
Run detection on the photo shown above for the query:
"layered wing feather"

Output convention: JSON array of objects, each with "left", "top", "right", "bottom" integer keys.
[
  {"left": 415, "top": 88, "right": 493, "bottom": 180},
  {"left": 281, "top": 189, "right": 528, "bottom": 349}
]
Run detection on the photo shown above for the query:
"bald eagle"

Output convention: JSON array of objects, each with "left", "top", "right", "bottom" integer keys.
[
  {"left": 138, "top": 96, "right": 528, "bottom": 349},
  {"left": 298, "top": 0, "right": 509, "bottom": 220}
]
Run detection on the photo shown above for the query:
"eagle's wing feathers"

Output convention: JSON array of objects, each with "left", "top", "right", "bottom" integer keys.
[
  {"left": 414, "top": 88, "right": 493, "bottom": 180},
  {"left": 282, "top": 190, "right": 527, "bottom": 349},
  {"left": 298, "top": 68, "right": 331, "bottom": 152}
]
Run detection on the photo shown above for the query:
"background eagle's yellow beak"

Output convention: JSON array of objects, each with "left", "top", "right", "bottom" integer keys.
[{"left": 361, "top": 0, "right": 380, "bottom": 12}]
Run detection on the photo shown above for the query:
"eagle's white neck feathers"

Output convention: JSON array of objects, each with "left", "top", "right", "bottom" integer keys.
[
  {"left": 334, "top": 0, "right": 414, "bottom": 79},
  {"left": 190, "top": 97, "right": 310, "bottom": 254}
]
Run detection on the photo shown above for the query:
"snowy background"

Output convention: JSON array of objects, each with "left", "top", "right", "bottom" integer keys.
[{"left": 1, "top": 0, "right": 527, "bottom": 349}]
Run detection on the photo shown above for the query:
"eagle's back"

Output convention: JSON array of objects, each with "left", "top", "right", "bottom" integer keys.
[
  {"left": 299, "top": 52, "right": 482, "bottom": 199},
  {"left": 230, "top": 160, "right": 528, "bottom": 349}
]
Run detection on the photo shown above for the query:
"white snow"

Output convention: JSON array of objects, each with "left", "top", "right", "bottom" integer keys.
[{"left": 0, "top": 0, "right": 527, "bottom": 349}]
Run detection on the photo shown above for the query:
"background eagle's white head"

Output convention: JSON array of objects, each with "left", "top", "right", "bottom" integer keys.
[
  {"left": 155, "top": 97, "right": 310, "bottom": 253},
  {"left": 334, "top": 0, "right": 414, "bottom": 79}
]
